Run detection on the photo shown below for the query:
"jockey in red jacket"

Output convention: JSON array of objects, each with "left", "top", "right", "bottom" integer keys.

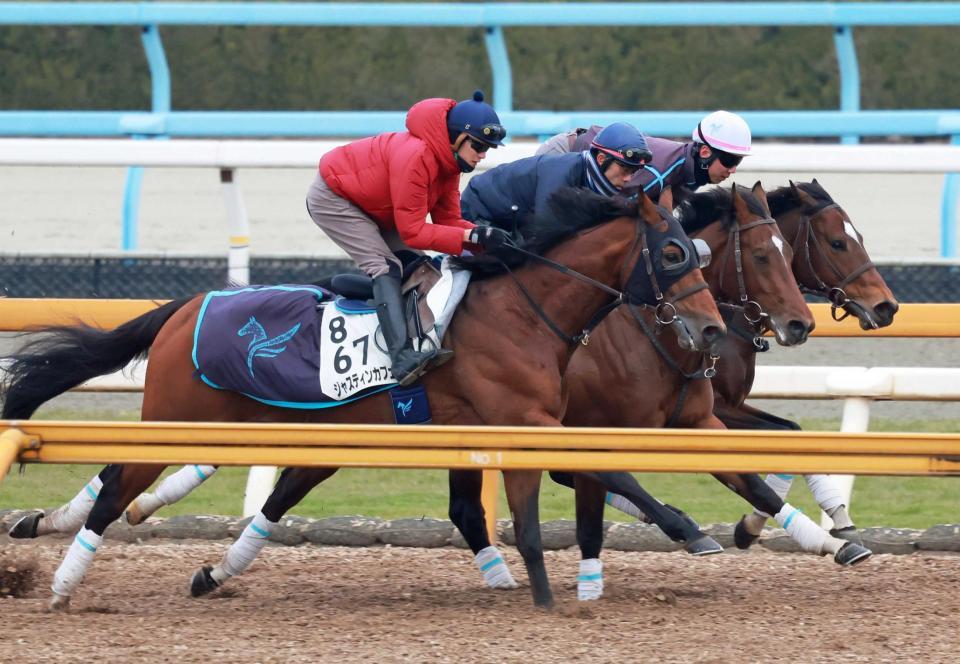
[{"left": 307, "top": 90, "right": 512, "bottom": 386}]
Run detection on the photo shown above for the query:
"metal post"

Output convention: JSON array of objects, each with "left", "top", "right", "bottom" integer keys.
[
  {"left": 820, "top": 396, "right": 870, "bottom": 528},
  {"left": 483, "top": 26, "right": 513, "bottom": 113},
  {"left": 220, "top": 168, "right": 251, "bottom": 286},
  {"left": 122, "top": 24, "right": 170, "bottom": 250},
  {"left": 941, "top": 135, "right": 960, "bottom": 257},
  {"left": 481, "top": 469, "right": 499, "bottom": 543},
  {"left": 833, "top": 26, "right": 860, "bottom": 146}
]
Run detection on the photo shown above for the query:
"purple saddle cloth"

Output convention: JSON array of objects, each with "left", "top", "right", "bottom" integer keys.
[{"left": 192, "top": 284, "right": 392, "bottom": 408}]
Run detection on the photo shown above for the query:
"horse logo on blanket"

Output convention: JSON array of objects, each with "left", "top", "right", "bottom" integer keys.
[{"left": 238, "top": 316, "right": 301, "bottom": 378}]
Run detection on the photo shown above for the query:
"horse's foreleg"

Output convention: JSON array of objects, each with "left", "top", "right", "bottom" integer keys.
[
  {"left": 448, "top": 470, "right": 518, "bottom": 590},
  {"left": 575, "top": 470, "right": 723, "bottom": 555},
  {"left": 714, "top": 472, "right": 871, "bottom": 566},
  {"left": 502, "top": 470, "right": 553, "bottom": 609},
  {"left": 126, "top": 464, "right": 220, "bottom": 525},
  {"left": 8, "top": 465, "right": 114, "bottom": 539},
  {"left": 50, "top": 463, "right": 165, "bottom": 610},
  {"left": 573, "top": 475, "right": 606, "bottom": 601},
  {"left": 191, "top": 466, "right": 337, "bottom": 597}
]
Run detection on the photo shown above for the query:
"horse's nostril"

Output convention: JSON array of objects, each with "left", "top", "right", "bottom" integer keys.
[
  {"left": 787, "top": 320, "right": 809, "bottom": 339},
  {"left": 702, "top": 325, "right": 723, "bottom": 343},
  {"left": 874, "top": 300, "right": 899, "bottom": 322}
]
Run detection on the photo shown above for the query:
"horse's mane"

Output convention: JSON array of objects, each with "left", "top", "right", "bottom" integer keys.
[
  {"left": 678, "top": 185, "right": 768, "bottom": 235},
  {"left": 766, "top": 180, "right": 835, "bottom": 217},
  {"left": 451, "top": 187, "right": 638, "bottom": 278}
]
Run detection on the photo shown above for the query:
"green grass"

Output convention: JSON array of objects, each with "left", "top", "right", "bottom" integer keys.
[{"left": 2, "top": 413, "right": 957, "bottom": 529}]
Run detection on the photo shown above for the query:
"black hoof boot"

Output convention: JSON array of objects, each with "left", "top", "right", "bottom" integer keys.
[
  {"left": 190, "top": 565, "right": 221, "bottom": 597},
  {"left": 664, "top": 503, "right": 701, "bottom": 531},
  {"left": 8, "top": 511, "right": 43, "bottom": 539},
  {"left": 834, "top": 541, "right": 872, "bottom": 566},
  {"left": 733, "top": 515, "right": 760, "bottom": 550},
  {"left": 685, "top": 534, "right": 724, "bottom": 556},
  {"left": 829, "top": 526, "right": 863, "bottom": 545}
]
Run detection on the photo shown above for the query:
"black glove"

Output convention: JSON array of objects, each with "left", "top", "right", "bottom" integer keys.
[{"left": 469, "top": 225, "right": 514, "bottom": 251}]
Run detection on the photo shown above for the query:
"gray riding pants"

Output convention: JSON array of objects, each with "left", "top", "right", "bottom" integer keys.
[{"left": 306, "top": 173, "right": 415, "bottom": 278}]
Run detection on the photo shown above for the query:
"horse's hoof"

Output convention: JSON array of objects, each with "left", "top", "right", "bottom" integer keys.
[
  {"left": 48, "top": 592, "right": 71, "bottom": 612},
  {"left": 8, "top": 511, "right": 43, "bottom": 539},
  {"left": 834, "top": 541, "right": 872, "bottom": 566},
  {"left": 685, "top": 534, "right": 724, "bottom": 556},
  {"left": 829, "top": 526, "right": 863, "bottom": 545},
  {"left": 733, "top": 515, "right": 760, "bottom": 550},
  {"left": 190, "top": 565, "right": 221, "bottom": 597}
]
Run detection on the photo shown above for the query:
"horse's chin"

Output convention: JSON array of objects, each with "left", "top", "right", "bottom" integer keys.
[{"left": 845, "top": 301, "right": 881, "bottom": 330}]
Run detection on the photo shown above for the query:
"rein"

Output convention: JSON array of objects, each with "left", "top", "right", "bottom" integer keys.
[
  {"left": 791, "top": 202, "right": 876, "bottom": 322},
  {"left": 494, "top": 219, "right": 707, "bottom": 346}
]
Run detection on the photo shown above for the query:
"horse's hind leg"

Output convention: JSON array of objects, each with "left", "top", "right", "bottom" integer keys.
[
  {"left": 126, "top": 464, "right": 220, "bottom": 525},
  {"left": 8, "top": 465, "right": 112, "bottom": 539},
  {"left": 448, "top": 470, "right": 518, "bottom": 590},
  {"left": 573, "top": 475, "right": 606, "bottom": 601},
  {"left": 190, "top": 466, "right": 338, "bottom": 597},
  {"left": 502, "top": 470, "right": 553, "bottom": 608},
  {"left": 714, "top": 472, "right": 871, "bottom": 566},
  {"left": 49, "top": 463, "right": 165, "bottom": 610}
]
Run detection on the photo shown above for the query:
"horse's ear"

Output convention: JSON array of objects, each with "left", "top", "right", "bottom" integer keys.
[
  {"left": 751, "top": 180, "right": 770, "bottom": 211},
  {"left": 792, "top": 181, "right": 818, "bottom": 207},
  {"left": 731, "top": 183, "right": 750, "bottom": 220},
  {"left": 638, "top": 190, "right": 660, "bottom": 225},
  {"left": 658, "top": 186, "right": 673, "bottom": 211}
]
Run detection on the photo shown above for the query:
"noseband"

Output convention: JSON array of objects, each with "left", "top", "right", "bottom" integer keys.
[{"left": 791, "top": 203, "right": 876, "bottom": 322}]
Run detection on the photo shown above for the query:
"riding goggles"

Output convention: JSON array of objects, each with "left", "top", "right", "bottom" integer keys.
[
  {"left": 469, "top": 139, "right": 491, "bottom": 154},
  {"left": 468, "top": 123, "right": 507, "bottom": 146},
  {"left": 593, "top": 143, "right": 653, "bottom": 169}
]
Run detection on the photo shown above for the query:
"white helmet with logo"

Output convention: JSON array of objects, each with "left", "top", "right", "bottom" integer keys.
[{"left": 692, "top": 110, "right": 752, "bottom": 156}]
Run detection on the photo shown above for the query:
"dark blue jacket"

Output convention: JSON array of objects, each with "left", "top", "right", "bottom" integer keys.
[{"left": 460, "top": 152, "right": 587, "bottom": 229}]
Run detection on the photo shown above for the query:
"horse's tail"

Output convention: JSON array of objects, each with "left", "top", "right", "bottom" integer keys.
[{"left": 1, "top": 297, "right": 195, "bottom": 419}]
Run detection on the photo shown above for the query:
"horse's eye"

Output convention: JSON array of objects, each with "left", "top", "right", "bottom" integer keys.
[
  {"left": 830, "top": 239, "right": 846, "bottom": 251},
  {"left": 664, "top": 252, "right": 681, "bottom": 264},
  {"left": 753, "top": 253, "right": 769, "bottom": 265}
]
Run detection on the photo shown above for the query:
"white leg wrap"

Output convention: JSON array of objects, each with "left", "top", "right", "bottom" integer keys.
[
  {"left": 754, "top": 474, "right": 795, "bottom": 518},
  {"left": 577, "top": 558, "right": 603, "bottom": 601},
  {"left": 605, "top": 492, "right": 643, "bottom": 519},
  {"left": 211, "top": 513, "right": 276, "bottom": 584},
  {"left": 41, "top": 475, "right": 103, "bottom": 535},
  {"left": 742, "top": 512, "right": 768, "bottom": 536},
  {"left": 826, "top": 504, "right": 854, "bottom": 531},
  {"left": 774, "top": 503, "right": 832, "bottom": 555},
  {"left": 474, "top": 545, "right": 518, "bottom": 589},
  {"left": 51, "top": 527, "right": 103, "bottom": 598},
  {"left": 804, "top": 474, "right": 845, "bottom": 514},
  {"left": 154, "top": 465, "right": 217, "bottom": 505}
]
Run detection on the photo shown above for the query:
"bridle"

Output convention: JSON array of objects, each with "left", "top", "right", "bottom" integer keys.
[
  {"left": 790, "top": 202, "right": 876, "bottom": 322},
  {"left": 715, "top": 216, "right": 780, "bottom": 326}
]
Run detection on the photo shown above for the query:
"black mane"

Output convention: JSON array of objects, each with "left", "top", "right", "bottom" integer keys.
[
  {"left": 678, "top": 185, "right": 768, "bottom": 235},
  {"left": 452, "top": 187, "right": 638, "bottom": 277},
  {"left": 767, "top": 180, "right": 835, "bottom": 217}
]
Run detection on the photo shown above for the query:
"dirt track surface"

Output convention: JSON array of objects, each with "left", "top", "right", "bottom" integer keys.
[{"left": 1, "top": 541, "right": 958, "bottom": 663}]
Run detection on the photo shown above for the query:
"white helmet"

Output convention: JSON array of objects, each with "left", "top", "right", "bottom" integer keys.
[{"left": 692, "top": 110, "right": 752, "bottom": 156}]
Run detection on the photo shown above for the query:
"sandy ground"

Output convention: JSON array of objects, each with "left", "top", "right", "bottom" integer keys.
[{"left": 0, "top": 540, "right": 958, "bottom": 663}]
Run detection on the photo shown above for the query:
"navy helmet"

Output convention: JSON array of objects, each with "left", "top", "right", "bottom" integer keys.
[
  {"left": 447, "top": 90, "right": 506, "bottom": 147},
  {"left": 590, "top": 122, "right": 653, "bottom": 169}
]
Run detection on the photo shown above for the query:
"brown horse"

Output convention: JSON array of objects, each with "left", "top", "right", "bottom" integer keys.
[
  {"left": 1, "top": 188, "right": 724, "bottom": 611},
  {"left": 708, "top": 180, "right": 899, "bottom": 547},
  {"left": 561, "top": 183, "right": 872, "bottom": 600}
]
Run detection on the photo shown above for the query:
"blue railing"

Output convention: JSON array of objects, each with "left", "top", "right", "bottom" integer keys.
[{"left": 2, "top": 2, "right": 959, "bottom": 254}]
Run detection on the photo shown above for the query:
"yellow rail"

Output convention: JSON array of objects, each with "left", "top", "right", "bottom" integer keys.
[
  {"left": 3, "top": 421, "right": 959, "bottom": 478},
  {"left": 0, "top": 299, "right": 957, "bottom": 337}
]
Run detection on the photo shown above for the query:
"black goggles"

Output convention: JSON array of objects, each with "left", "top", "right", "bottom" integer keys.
[
  {"left": 715, "top": 151, "right": 743, "bottom": 168},
  {"left": 468, "top": 139, "right": 492, "bottom": 153},
  {"left": 476, "top": 123, "right": 507, "bottom": 144},
  {"left": 618, "top": 146, "right": 653, "bottom": 168}
]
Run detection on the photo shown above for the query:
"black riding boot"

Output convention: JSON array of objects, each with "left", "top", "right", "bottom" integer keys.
[{"left": 373, "top": 271, "right": 436, "bottom": 387}]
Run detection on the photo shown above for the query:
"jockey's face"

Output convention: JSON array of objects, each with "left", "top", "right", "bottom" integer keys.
[
  {"left": 596, "top": 153, "right": 637, "bottom": 190},
  {"left": 456, "top": 135, "right": 489, "bottom": 170},
  {"left": 700, "top": 144, "right": 738, "bottom": 183}
]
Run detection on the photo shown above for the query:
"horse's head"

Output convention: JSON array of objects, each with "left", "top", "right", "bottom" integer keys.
[
  {"left": 624, "top": 188, "right": 726, "bottom": 353},
  {"left": 779, "top": 179, "right": 898, "bottom": 329},
  {"left": 682, "top": 182, "right": 814, "bottom": 346}
]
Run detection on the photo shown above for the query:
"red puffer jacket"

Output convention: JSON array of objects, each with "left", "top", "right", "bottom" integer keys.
[{"left": 319, "top": 98, "right": 475, "bottom": 255}]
